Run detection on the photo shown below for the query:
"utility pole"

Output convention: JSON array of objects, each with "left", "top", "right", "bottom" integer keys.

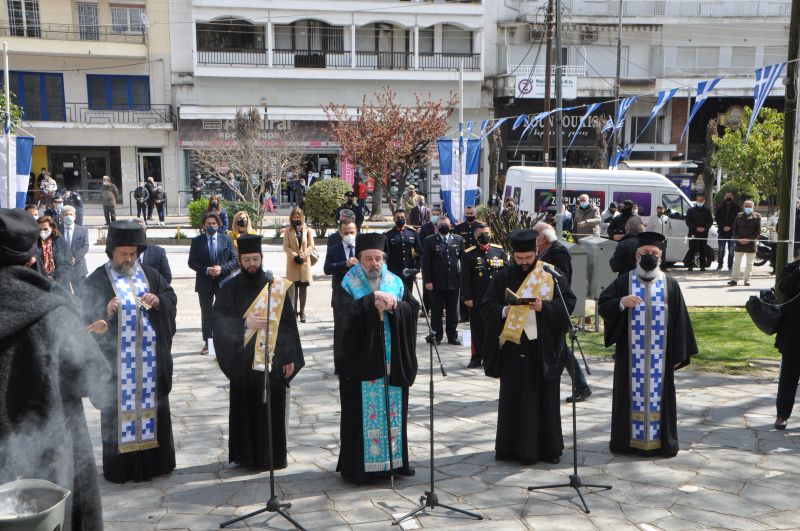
[
  {"left": 554, "top": 0, "right": 564, "bottom": 240},
  {"left": 775, "top": 0, "right": 800, "bottom": 286},
  {"left": 542, "top": 0, "right": 554, "bottom": 166},
  {"left": 610, "top": 0, "right": 624, "bottom": 167},
  {"left": 3, "top": 42, "right": 11, "bottom": 209}
]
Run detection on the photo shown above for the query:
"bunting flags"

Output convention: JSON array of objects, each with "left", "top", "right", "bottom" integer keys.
[
  {"left": 601, "top": 117, "right": 614, "bottom": 134},
  {"left": 614, "top": 97, "right": 638, "bottom": 130},
  {"left": 465, "top": 120, "right": 476, "bottom": 138},
  {"left": 478, "top": 119, "right": 490, "bottom": 138},
  {"left": 746, "top": 62, "right": 786, "bottom": 139},
  {"left": 627, "top": 88, "right": 679, "bottom": 153},
  {"left": 481, "top": 117, "right": 508, "bottom": 139},
  {"left": 567, "top": 102, "right": 601, "bottom": 151},
  {"left": 680, "top": 78, "right": 722, "bottom": 142}
]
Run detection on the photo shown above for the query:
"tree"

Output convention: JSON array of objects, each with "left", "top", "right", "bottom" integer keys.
[
  {"left": 591, "top": 115, "right": 609, "bottom": 169},
  {"left": 487, "top": 127, "right": 502, "bottom": 197},
  {"left": 701, "top": 117, "right": 718, "bottom": 203},
  {"left": 712, "top": 107, "right": 784, "bottom": 211},
  {"left": 1, "top": 92, "right": 24, "bottom": 127},
  {"left": 304, "top": 178, "right": 352, "bottom": 237},
  {"left": 324, "top": 86, "right": 457, "bottom": 220}
]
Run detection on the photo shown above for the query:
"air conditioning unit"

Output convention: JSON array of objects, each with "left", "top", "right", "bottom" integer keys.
[
  {"left": 530, "top": 25, "right": 545, "bottom": 43},
  {"left": 579, "top": 27, "right": 598, "bottom": 44}
]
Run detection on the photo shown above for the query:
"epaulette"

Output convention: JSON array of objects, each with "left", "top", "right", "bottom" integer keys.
[
  {"left": 490, "top": 243, "right": 503, "bottom": 249},
  {"left": 464, "top": 245, "right": 476, "bottom": 253}
]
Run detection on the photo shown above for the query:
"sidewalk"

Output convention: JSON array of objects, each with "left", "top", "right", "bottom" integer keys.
[{"left": 88, "top": 278, "right": 800, "bottom": 531}]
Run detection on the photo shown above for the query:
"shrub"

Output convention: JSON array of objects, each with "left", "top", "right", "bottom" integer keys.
[
  {"left": 712, "top": 179, "right": 761, "bottom": 209},
  {"left": 188, "top": 199, "right": 208, "bottom": 228},
  {"left": 304, "top": 178, "right": 352, "bottom": 237}
]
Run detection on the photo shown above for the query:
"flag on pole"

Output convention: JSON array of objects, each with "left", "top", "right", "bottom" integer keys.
[
  {"left": 680, "top": 78, "right": 722, "bottom": 143},
  {"left": 512, "top": 114, "right": 528, "bottom": 130},
  {"left": 0, "top": 135, "right": 34, "bottom": 208},
  {"left": 465, "top": 120, "right": 476, "bottom": 137},
  {"left": 746, "top": 62, "right": 786, "bottom": 139},
  {"left": 567, "top": 102, "right": 602, "bottom": 150},
  {"left": 601, "top": 117, "right": 614, "bottom": 134},
  {"left": 614, "top": 96, "right": 638, "bottom": 130},
  {"left": 438, "top": 137, "right": 481, "bottom": 224},
  {"left": 482, "top": 117, "right": 510, "bottom": 139}
]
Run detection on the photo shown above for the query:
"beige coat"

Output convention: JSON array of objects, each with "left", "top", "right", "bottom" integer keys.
[{"left": 284, "top": 224, "right": 315, "bottom": 283}]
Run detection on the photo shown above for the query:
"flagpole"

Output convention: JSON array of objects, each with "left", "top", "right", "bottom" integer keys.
[
  {"left": 3, "top": 42, "right": 11, "bottom": 209},
  {"left": 458, "top": 59, "right": 464, "bottom": 222},
  {"left": 554, "top": 0, "right": 564, "bottom": 241}
]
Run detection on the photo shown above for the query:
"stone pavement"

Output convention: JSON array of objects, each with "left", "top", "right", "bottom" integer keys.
[{"left": 87, "top": 279, "right": 800, "bottom": 531}]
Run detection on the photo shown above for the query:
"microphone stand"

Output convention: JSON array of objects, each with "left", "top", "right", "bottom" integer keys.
[
  {"left": 221, "top": 277, "right": 306, "bottom": 530},
  {"left": 527, "top": 275, "right": 611, "bottom": 514},
  {"left": 392, "top": 274, "right": 482, "bottom": 525}
]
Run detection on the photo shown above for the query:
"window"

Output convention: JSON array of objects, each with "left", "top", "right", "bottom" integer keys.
[
  {"left": 419, "top": 27, "right": 434, "bottom": 54},
  {"left": 290, "top": 20, "right": 343, "bottom": 52},
  {"left": 111, "top": 6, "right": 145, "bottom": 33},
  {"left": 441, "top": 24, "right": 472, "bottom": 54},
  {"left": 197, "top": 18, "right": 264, "bottom": 52},
  {"left": 613, "top": 191, "right": 652, "bottom": 216},
  {"left": 1, "top": 71, "right": 65, "bottom": 121},
  {"left": 676, "top": 47, "right": 696, "bottom": 67},
  {"left": 631, "top": 116, "right": 664, "bottom": 144},
  {"left": 7, "top": 0, "right": 40, "bottom": 37},
  {"left": 77, "top": 3, "right": 98, "bottom": 41},
  {"left": 662, "top": 193, "right": 691, "bottom": 220},
  {"left": 731, "top": 46, "right": 755, "bottom": 68},
  {"left": 676, "top": 46, "right": 719, "bottom": 68},
  {"left": 87, "top": 75, "right": 150, "bottom": 110},
  {"left": 764, "top": 46, "right": 788, "bottom": 66}
]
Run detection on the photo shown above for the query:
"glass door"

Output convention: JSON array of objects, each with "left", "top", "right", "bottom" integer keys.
[{"left": 138, "top": 152, "right": 163, "bottom": 183}]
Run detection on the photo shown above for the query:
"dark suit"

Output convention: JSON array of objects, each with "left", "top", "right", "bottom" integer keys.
[
  {"left": 62, "top": 223, "right": 89, "bottom": 282},
  {"left": 324, "top": 236, "right": 354, "bottom": 306},
  {"left": 422, "top": 232, "right": 464, "bottom": 341},
  {"left": 139, "top": 244, "right": 172, "bottom": 284},
  {"left": 188, "top": 232, "right": 238, "bottom": 341},
  {"left": 610, "top": 233, "right": 640, "bottom": 277}
]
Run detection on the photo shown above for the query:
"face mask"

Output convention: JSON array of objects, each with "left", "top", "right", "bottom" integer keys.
[
  {"left": 696, "top": 201, "right": 704, "bottom": 207},
  {"left": 395, "top": 218, "right": 406, "bottom": 227},
  {"left": 237, "top": 218, "right": 247, "bottom": 228},
  {"left": 580, "top": 201, "right": 589, "bottom": 209},
  {"left": 744, "top": 207, "right": 753, "bottom": 215},
  {"left": 431, "top": 215, "right": 440, "bottom": 224},
  {"left": 205, "top": 226, "right": 217, "bottom": 236},
  {"left": 465, "top": 215, "right": 476, "bottom": 223},
  {"left": 632, "top": 208, "right": 639, "bottom": 215},
  {"left": 40, "top": 229, "right": 51, "bottom": 240},
  {"left": 639, "top": 253, "right": 659, "bottom": 272},
  {"left": 63, "top": 215, "right": 74, "bottom": 226},
  {"left": 293, "top": 219, "right": 302, "bottom": 227},
  {"left": 54, "top": 204, "right": 62, "bottom": 212},
  {"left": 438, "top": 225, "right": 450, "bottom": 235},
  {"left": 342, "top": 233, "right": 356, "bottom": 246},
  {"left": 725, "top": 197, "right": 733, "bottom": 202},
  {"left": 211, "top": 202, "right": 219, "bottom": 209},
  {"left": 477, "top": 233, "right": 491, "bottom": 245}
]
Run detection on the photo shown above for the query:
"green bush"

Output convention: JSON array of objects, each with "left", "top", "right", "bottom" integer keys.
[
  {"left": 188, "top": 199, "right": 208, "bottom": 228},
  {"left": 712, "top": 179, "right": 761, "bottom": 209},
  {"left": 304, "top": 178, "right": 352, "bottom": 237}
]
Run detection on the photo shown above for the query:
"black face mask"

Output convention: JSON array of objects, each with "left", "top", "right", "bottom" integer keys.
[
  {"left": 725, "top": 197, "right": 733, "bottom": 202},
  {"left": 211, "top": 202, "right": 219, "bottom": 209},
  {"left": 395, "top": 218, "right": 406, "bottom": 227},
  {"left": 465, "top": 215, "right": 476, "bottom": 223},
  {"left": 237, "top": 218, "right": 247, "bottom": 228},
  {"left": 477, "top": 233, "right": 491, "bottom": 245},
  {"left": 639, "top": 254, "right": 659, "bottom": 272},
  {"left": 438, "top": 225, "right": 450, "bottom": 235},
  {"left": 621, "top": 207, "right": 632, "bottom": 216},
  {"left": 293, "top": 219, "right": 302, "bottom": 227}
]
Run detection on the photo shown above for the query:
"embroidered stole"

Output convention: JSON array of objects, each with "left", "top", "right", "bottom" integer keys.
[
  {"left": 106, "top": 262, "right": 159, "bottom": 454},
  {"left": 628, "top": 272, "right": 668, "bottom": 451},
  {"left": 242, "top": 276, "right": 292, "bottom": 371},
  {"left": 499, "top": 261, "right": 555, "bottom": 346},
  {"left": 341, "top": 264, "right": 405, "bottom": 472}
]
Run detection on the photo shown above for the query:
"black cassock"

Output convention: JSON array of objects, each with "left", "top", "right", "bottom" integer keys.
[
  {"left": 80, "top": 264, "right": 177, "bottom": 483},
  {"left": 333, "top": 287, "right": 419, "bottom": 484},
  {"left": 480, "top": 263, "right": 575, "bottom": 463},
  {"left": 598, "top": 273, "right": 697, "bottom": 457},
  {"left": 212, "top": 272, "right": 305, "bottom": 469}
]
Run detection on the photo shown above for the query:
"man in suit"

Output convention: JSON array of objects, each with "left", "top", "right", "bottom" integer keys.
[
  {"left": 422, "top": 216, "right": 464, "bottom": 345},
  {"left": 133, "top": 218, "right": 172, "bottom": 283},
  {"left": 188, "top": 212, "right": 238, "bottom": 354},
  {"left": 419, "top": 205, "right": 442, "bottom": 242},
  {"left": 324, "top": 218, "right": 358, "bottom": 306},
  {"left": 62, "top": 205, "right": 89, "bottom": 287}
]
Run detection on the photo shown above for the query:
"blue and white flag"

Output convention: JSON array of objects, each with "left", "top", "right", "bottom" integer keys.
[
  {"left": 465, "top": 121, "right": 476, "bottom": 138},
  {"left": 567, "top": 102, "right": 602, "bottom": 151},
  {"left": 478, "top": 119, "right": 491, "bottom": 139},
  {"left": 0, "top": 135, "right": 34, "bottom": 208},
  {"left": 512, "top": 114, "right": 529, "bottom": 130},
  {"left": 627, "top": 88, "right": 679, "bottom": 153},
  {"left": 482, "top": 117, "right": 510, "bottom": 139},
  {"left": 614, "top": 96, "right": 638, "bottom": 130},
  {"left": 601, "top": 117, "right": 614, "bottom": 134},
  {"left": 680, "top": 78, "right": 722, "bottom": 142},
  {"left": 438, "top": 137, "right": 481, "bottom": 224},
  {"left": 746, "top": 62, "right": 786, "bottom": 139}
]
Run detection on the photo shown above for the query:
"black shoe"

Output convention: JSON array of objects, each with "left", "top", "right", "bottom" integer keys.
[
  {"left": 425, "top": 334, "right": 435, "bottom": 344},
  {"left": 744, "top": 281, "right": 750, "bottom": 286},
  {"left": 435, "top": 337, "right": 443, "bottom": 345},
  {"left": 544, "top": 456, "right": 560, "bottom": 464},
  {"left": 687, "top": 267, "right": 694, "bottom": 272},
  {"left": 467, "top": 358, "right": 482, "bottom": 369},
  {"left": 447, "top": 338, "right": 463, "bottom": 346},
  {"left": 566, "top": 388, "right": 592, "bottom": 403},
  {"left": 716, "top": 264, "right": 723, "bottom": 271},
  {"left": 727, "top": 280, "right": 738, "bottom": 286},
  {"left": 775, "top": 417, "right": 787, "bottom": 430},
  {"left": 397, "top": 466, "right": 415, "bottom": 477}
]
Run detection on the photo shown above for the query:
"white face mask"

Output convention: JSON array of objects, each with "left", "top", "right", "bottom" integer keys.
[
  {"left": 342, "top": 233, "right": 356, "bottom": 246},
  {"left": 40, "top": 229, "right": 51, "bottom": 240},
  {"left": 63, "top": 215, "right": 74, "bottom": 226}
]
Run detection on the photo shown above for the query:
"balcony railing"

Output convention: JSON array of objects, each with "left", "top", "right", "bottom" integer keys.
[
  {"left": 0, "top": 23, "right": 145, "bottom": 43},
  {"left": 23, "top": 103, "right": 173, "bottom": 125},
  {"left": 507, "top": 64, "right": 587, "bottom": 77},
  {"left": 524, "top": 0, "right": 790, "bottom": 19},
  {"left": 274, "top": 50, "right": 352, "bottom": 68}
]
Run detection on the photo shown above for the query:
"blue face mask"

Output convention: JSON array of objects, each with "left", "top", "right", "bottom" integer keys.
[
  {"left": 431, "top": 215, "right": 440, "bottom": 224},
  {"left": 744, "top": 207, "right": 753, "bottom": 215}
]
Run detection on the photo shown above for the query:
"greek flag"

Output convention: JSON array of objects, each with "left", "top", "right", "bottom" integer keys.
[
  {"left": 438, "top": 137, "right": 481, "bottom": 224},
  {"left": 627, "top": 88, "right": 679, "bottom": 153},
  {"left": 567, "top": 102, "right": 602, "bottom": 151},
  {"left": 746, "top": 62, "right": 786, "bottom": 139},
  {"left": 680, "top": 78, "right": 722, "bottom": 142},
  {"left": 481, "top": 117, "right": 509, "bottom": 139},
  {"left": 614, "top": 97, "right": 638, "bottom": 130},
  {"left": 601, "top": 117, "right": 614, "bottom": 134},
  {"left": 512, "top": 114, "right": 529, "bottom": 131},
  {"left": 0, "top": 135, "right": 34, "bottom": 208}
]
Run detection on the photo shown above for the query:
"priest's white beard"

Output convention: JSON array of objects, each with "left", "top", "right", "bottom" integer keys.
[
  {"left": 365, "top": 267, "right": 382, "bottom": 292},
  {"left": 113, "top": 262, "right": 137, "bottom": 279},
  {"left": 635, "top": 262, "right": 660, "bottom": 282}
]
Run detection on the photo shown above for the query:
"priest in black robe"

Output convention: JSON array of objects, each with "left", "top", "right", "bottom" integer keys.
[
  {"left": 333, "top": 233, "right": 419, "bottom": 484},
  {"left": 79, "top": 221, "right": 177, "bottom": 483},
  {"left": 481, "top": 228, "right": 575, "bottom": 465},
  {"left": 213, "top": 235, "right": 305, "bottom": 469},
  {"left": 598, "top": 231, "right": 697, "bottom": 457}
]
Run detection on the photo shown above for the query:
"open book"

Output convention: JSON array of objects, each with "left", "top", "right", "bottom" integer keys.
[{"left": 505, "top": 288, "right": 539, "bottom": 306}]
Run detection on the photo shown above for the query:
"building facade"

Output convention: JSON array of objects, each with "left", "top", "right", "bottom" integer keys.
[{"left": 2, "top": 0, "right": 175, "bottom": 211}]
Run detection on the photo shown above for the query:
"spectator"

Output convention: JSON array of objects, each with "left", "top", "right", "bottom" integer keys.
[
  {"left": 134, "top": 179, "right": 150, "bottom": 220},
  {"left": 191, "top": 174, "right": 205, "bottom": 201},
  {"left": 62, "top": 205, "right": 90, "bottom": 288},
  {"left": 152, "top": 184, "right": 167, "bottom": 226},
  {"left": 607, "top": 200, "right": 634, "bottom": 241},
  {"left": 62, "top": 189, "right": 84, "bottom": 225},
  {"left": 145, "top": 176, "right": 156, "bottom": 221},
  {"left": 295, "top": 177, "right": 306, "bottom": 209},
  {"left": 356, "top": 177, "right": 368, "bottom": 213},
  {"left": 715, "top": 191, "right": 741, "bottom": 271},
  {"left": 409, "top": 195, "right": 431, "bottom": 228},
  {"left": 610, "top": 215, "right": 644, "bottom": 277},
  {"left": 284, "top": 207, "right": 315, "bottom": 323},
  {"left": 601, "top": 201, "right": 619, "bottom": 223},
  {"left": 44, "top": 195, "right": 65, "bottom": 233},
  {"left": 101, "top": 175, "right": 119, "bottom": 225},
  {"left": 419, "top": 205, "right": 442, "bottom": 242},
  {"left": 132, "top": 218, "right": 172, "bottom": 284},
  {"left": 324, "top": 218, "right": 358, "bottom": 307},
  {"left": 727, "top": 200, "right": 760, "bottom": 286},
  {"left": 573, "top": 194, "right": 600, "bottom": 239},
  {"left": 646, "top": 204, "right": 673, "bottom": 262},
  {"left": 223, "top": 171, "right": 238, "bottom": 201},
  {"left": 39, "top": 172, "right": 57, "bottom": 209},
  {"left": 24, "top": 204, "right": 38, "bottom": 219},
  {"left": 402, "top": 184, "right": 420, "bottom": 211},
  {"left": 206, "top": 195, "right": 229, "bottom": 233},
  {"left": 228, "top": 210, "right": 257, "bottom": 249},
  {"left": 335, "top": 191, "right": 365, "bottom": 231},
  {"left": 560, "top": 198, "right": 573, "bottom": 233},
  {"left": 36, "top": 215, "right": 73, "bottom": 286},
  {"left": 685, "top": 193, "right": 713, "bottom": 271},
  {"left": 774, "top": 247, "right": 800, "bottom": 430}
]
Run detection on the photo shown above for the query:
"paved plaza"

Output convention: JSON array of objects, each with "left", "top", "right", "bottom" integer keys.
[{"left": 84, "top": 260, "right": 800, "bottom": 531}]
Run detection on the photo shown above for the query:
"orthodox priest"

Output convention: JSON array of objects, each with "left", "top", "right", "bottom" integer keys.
[
  {"left": 598, "top": 231, "right": 697, "bottom": 457},
  {"left": 80, "top": 221, "right": 177, "bottom": 483},
  {"left": 481, "top": 228, "right": 575, "bottom": 465},
  {"left": 213, "top": 235, "right": 305, "bottom": 469},
  {"left": 333, "top": 233, "right": 419, "bottom": 483}
]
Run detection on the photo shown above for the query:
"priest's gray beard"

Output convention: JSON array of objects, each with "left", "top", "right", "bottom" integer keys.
[
  {"left": 113, "top": 262, "right": 137, "bottom": 279},
  {"left": 635, "top": 263, "right": 660, "bottom": 282},
  {"left": 366, "top": 268, "right": 382, "bottom": 292}
]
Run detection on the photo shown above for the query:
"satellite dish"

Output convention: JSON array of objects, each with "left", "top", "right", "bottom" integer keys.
[{"left": 140, "top": 12, "right": 151, "bottom": 30}]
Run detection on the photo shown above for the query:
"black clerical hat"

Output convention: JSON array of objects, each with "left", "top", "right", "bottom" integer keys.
[
  {"left": 509, "top": 228, "right": 538, "bottom": 252},
  {"left": 637, "top": 231, "right": 666, "bottom": 249},
  {"left": 355, "top": 233, "right": 387, "bottom": 255},
  {"left": 0, "top": 208, "right": 40, "bottom": 265},
  {"left": 105, "top": 221, "right": 147, "bottom": 258},
  {"left": 237, "top": 235, "right": 262, "bottom": 255}
]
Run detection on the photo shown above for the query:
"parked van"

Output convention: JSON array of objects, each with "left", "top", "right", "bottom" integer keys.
[{"left": 502, "top": 166, "right": 717, "bottom": 264}]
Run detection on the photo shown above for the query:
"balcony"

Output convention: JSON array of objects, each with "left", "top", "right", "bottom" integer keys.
[
  {"left": 24, "top": 103, "right": 173, "bottom": 127},
  {"left": 0, "top": 23, "right": 147, "bottom": 58},
  {"left": 522, "top": 0, "right": 790, "bottom": 21}
]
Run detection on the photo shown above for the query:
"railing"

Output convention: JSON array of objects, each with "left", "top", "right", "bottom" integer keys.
[
  {"left": 507, "top": 64, "right": 587, "bottom": 77},
  {"left": 274, "top": 49, "right": 352, "bottom": 68},
  {"left": 419, "top": 52, "right": 481, "bottom": 70},
  {"left": 355, "top": 51, "right": 412, "bottom": 69},
  {"left": 22, "top": 103, "right": 173, "bottom": 125},
  {"left": 0, "top": 23, "right": 145, "bottom": 43},
  {"left": 198, "top": 49, "right": 269, "bottom": 65},
  {"left": 523, "top": 0, "right": 790, "bottom": 18}
]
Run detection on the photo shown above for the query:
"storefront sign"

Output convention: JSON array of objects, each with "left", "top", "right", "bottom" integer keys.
[
  {"left": 341, "top": 155, "right": 356, "bottom": 185},
  {"left": 516, "top": 76, "right": 578, "bottom": 100},
  {"left": 178, "top": 119, "right": 336, "bottom": 149}
]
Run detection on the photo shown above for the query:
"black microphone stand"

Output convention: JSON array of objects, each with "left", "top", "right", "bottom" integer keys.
[
  {"left": 527, "top": 275, "right": 611, "bottom": 513},
  {"left": 221, "top": 277, "right": 306, "bottom": 530},
  {"left": 392, "top": 274, "right": 482, "bottom": 525}
]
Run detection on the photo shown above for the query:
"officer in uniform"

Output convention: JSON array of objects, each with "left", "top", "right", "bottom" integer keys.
[
  {"left": 461, "top": 223, "right": 507, "bottom": 368},
  {"left": 384, "top": 208, "right": 421, "bottom": 296},
  {"left": 422, "top": 216, "right": 464, "bottom": 345},
  {"left": 454, "top": 205, "right": 480, "bottom": 249}
]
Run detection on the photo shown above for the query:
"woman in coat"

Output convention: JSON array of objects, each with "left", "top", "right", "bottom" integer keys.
[
  {"left": 228, "top": 210, "right": 258, "bottom": 249},
  {"left": 206, "top": 194, "right": 229, "bottom": 233},
  {"left": 37, "top": 215, "right": 73, "bottom": 286},
  {"left": 283, "top": 207, "right": 315, "bottom": 322}
]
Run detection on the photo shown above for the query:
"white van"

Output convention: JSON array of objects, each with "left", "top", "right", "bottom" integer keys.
[{"left": 502, "top": 166, "right": 717, "bottom": 264}]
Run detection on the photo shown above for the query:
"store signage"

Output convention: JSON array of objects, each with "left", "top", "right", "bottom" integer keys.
[{"left": 516, "top": 76, "right": 578, "bottom": 99}]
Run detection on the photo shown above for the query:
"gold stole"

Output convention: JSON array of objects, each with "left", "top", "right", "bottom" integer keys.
[
  {"left": 243, "top": 276, "right": 292, "bottom": 371},
  {"left": 499, "top": 262, "right": 555, "bottom": 347}
]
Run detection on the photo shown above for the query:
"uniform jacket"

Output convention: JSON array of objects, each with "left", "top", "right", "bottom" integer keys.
[
  {"left": 384, "top": 226, "right": 421, "bottom": 279},
  {"left": 460, "top": 243, "right": 507, "bottom": 302},
  {"left": 421, "top": 232, "right": 464, "bottom": 290}
]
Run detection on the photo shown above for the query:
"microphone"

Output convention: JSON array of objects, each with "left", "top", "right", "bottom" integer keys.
[
  {"left": 264, "top": 269, "right": 274, "bottom": 284},
  {"left": 402, "top": 268, "right": 420, "bottom": 278},
  {"left": 542, "top": 263, "right": 563, "bottom": 278}
]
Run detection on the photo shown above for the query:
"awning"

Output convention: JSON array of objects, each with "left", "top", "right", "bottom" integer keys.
[
  {"left": 620, "top": 160, "right": 698, "bottom": 170},
  {"left": 178, "top": 105, "right": 357, "bottom": 121}
]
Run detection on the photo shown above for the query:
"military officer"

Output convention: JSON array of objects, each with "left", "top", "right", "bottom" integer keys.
[
  {"left": 422, "top": 216, "right": 464, "bottom": 345},
  {"left": 454, "top": 205, "right": 480, "bottom": 249},
  {"left": 461, "top": 223, "right": 507, "bottom": 368},
  {"left": 385, "top": 208, "right": 421, "bottom": 295}
]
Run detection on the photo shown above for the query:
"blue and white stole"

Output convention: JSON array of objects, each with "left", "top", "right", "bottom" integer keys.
[
  {"left": 341, "top": 263, "right": 405, "bottom": 472},
  {"left": 628, "top": 271, "right": 668, "bottom": 451},
  {"left": 106, "top": 262, "right": 159, "bottom": 454}
]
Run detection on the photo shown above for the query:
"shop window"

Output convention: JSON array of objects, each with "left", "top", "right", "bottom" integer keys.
[
  {"left": 1, "top": 71, "right": 65, "bottom": 121},
  {"left": 87, "top": 74, "right": 150, "bottom": 110},
  {"left": 630, "top": 116, "right": 664, "bottom": 144}
]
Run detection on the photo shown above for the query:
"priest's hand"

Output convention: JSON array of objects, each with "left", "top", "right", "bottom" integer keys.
[
  {"left": 621, "top": 295, "right": 643, "bottom": 308},
  {"left": 283, "top": 362, "right": 295, "bottom": 379},
  {"left": 425, "top": 282, "right": 433, "bottom": 291},
  {"left": 374, "top": 291, "right": 397, "bottom": 311},
  {"left": 527, "top": 298, "right": 543, "bottom": 312},
  {"left": 141, "top": 292, "right": 160, "bottom": 309},
  {"left": 464, "top": 299, "right": 474, "bottom": 308},
  {"left": 106, "top": 296, "right": 119, "bottom": 318},
  {"left": 245, "top": 314, "right": 267, "bottom": 330}
]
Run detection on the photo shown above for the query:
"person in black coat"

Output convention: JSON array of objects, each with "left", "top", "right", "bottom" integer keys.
[
  {"left": 610, "top": 216, "right": 645, "bottom": 277},
  {"left": 607, "top": 200, "right": 634, "bottom": 241},
  {"left": 714, "top": 191, "right": 741, "bottom": 270},
  {"left": 134, "top": 180, "right": 150, "bottom": 220},
  {"left": 774, "top": 251, "right": 800, "bottom": 430},
  {"left": 144, "top": 177, "right": 156, "bottom": 220},
  {"left": 133, "top": 218, "right": 172, "bottom": 283},
  {"left": 384, "top": 208, "right": 421, "bottom": 296},
  {"left": 188, "top": 212, "right": 238, "bottom": 354},
  {"left": 62, "top": 205, "right": 90, "bottom": 286},
  {"left": 335, "top": 192, "right": 365, "bottom": 231},
  {"left": 422, "top": 216, "right": 464, "bottom": 345},
  {"left": 685, "top": 193, "right": 713, "bottom": 271},
  {"left": 418, "top": 205, "right": 442, "bottom": 242},
  {"left": 324, "top": 218, "right": 358, "bottom": 306}
]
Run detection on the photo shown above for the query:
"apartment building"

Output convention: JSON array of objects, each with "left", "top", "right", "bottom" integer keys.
[
  {"left": 169, "top": 0, "right": 494, "bottom": 204},
  {"left": 2, "top": 0, "right": 175, "bottom": 210}
]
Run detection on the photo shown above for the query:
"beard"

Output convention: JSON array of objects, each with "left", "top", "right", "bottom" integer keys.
[
  {"left": 113, "top": 261, "right": 137, "bottom": 278},
  {"left": 635, "top": 262, "right": 659, "bottom": 282},
  {"left": 365, "top": 265, "right": 382, "bottom": 291},
  {"left": 241, "top": 265, "right": 263, "bottom": 282}
]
